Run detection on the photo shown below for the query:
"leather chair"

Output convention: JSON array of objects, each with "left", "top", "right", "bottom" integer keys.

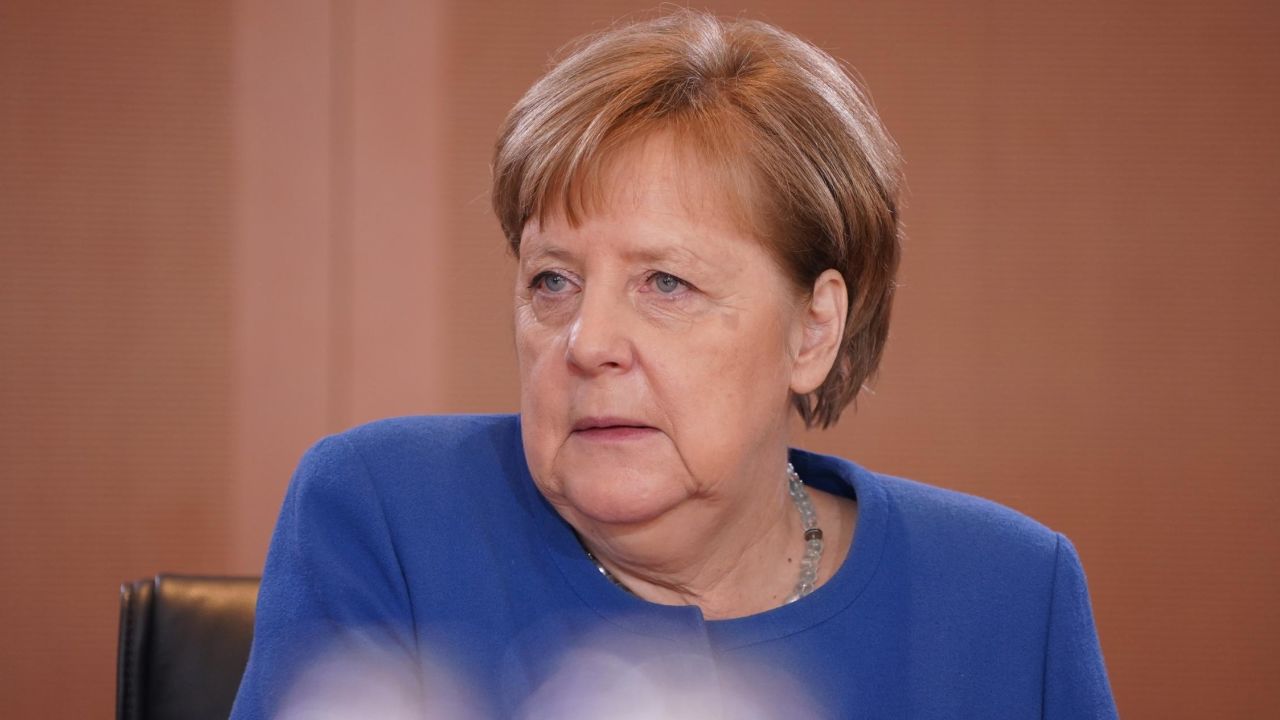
[{"left": 117, "top": 575, "right": 260, "bottom": 720}]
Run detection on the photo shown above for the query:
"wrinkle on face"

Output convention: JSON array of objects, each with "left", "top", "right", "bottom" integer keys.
[{"left": 514, "top": 130, "right": 805, "bottom": 532}]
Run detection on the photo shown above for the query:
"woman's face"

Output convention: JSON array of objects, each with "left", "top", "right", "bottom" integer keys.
[{"left": 515, "top": 133, "right": 811, "bottom": 529}]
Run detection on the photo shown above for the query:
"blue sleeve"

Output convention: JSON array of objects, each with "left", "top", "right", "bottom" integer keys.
[
  {"left": 230, "top": 436, "right": 420, "bottom": 719},
  {"left": 1043, "top": 533, "right": 1119, "bottom": 719}
]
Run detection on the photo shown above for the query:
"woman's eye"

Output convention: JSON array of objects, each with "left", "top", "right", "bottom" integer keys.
[
  {"left": 531, "top": 271, "right": 571, "bottom": 293},
  {"left": 650, "top": 272, "right": 687, "bottom": 295}
]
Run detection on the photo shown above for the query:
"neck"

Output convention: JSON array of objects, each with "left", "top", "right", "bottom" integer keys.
[{"left": 570, "top": 459, "right": 809, "bottom": 619}]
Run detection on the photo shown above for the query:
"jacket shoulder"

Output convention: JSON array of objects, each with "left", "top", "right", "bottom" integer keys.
[
  {"left": 877, "top": 473, "right": 1057, "bottom": 550},
  {"left": 296, "top": 414, "right": 524, "bottom": 497},
  {"left": 874, "top": 472, "right": 1060, "bottom": 561},
  {"left": 338, "top": 413, "right": 520, "bottom": 450}
]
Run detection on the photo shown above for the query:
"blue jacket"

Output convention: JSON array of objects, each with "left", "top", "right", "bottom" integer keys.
[{"left": 231, "top": 414, "right": 1117, "bottom": 719}]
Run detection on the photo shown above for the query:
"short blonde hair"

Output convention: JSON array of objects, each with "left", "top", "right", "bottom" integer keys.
[{"left": 492, "top": 9, "right": 902, "bottom": 428}]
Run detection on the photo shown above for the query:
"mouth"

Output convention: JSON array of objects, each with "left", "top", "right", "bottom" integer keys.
[{"left": 570, "top": 416, "right": 659, "bottom": 441}]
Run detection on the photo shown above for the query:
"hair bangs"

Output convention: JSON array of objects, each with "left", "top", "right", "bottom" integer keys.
[{"left": 508, "top": 79, "right": 770, "bottom": 253}]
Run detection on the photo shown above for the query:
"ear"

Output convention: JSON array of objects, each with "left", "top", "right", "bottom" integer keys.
[{"left": 789, "top": 269, "right": 849, "bottom": 395}]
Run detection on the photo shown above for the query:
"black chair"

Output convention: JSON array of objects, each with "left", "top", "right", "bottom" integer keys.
[{"left": 117, "top": 575, "right": 260, "bottom": 720}]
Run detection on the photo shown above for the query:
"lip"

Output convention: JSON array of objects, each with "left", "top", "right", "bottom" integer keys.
[{"left": 570, "top": 416, "right": 659, "bottom": 441}]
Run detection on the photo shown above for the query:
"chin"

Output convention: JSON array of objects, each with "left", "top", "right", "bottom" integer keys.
[{"left": 557, "top": 467, "right": 690, "bottom": 527}]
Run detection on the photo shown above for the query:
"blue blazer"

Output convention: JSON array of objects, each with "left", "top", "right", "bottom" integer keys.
[{"left": 232, "top": 414, "right": 1117, "bottom": 719}]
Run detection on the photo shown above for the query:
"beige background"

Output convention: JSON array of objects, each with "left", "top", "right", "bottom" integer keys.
[{"left": 2, "top": 0, "right": 1278, "bottom": 717}]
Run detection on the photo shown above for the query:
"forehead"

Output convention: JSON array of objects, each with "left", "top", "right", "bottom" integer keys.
[{"left": 520, "top": 130, "right": 765, "bottom": 254}]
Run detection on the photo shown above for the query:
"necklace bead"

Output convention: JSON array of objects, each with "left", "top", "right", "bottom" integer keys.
[{"left": 785, "top": 462, "right": 824, "bottom": 604}]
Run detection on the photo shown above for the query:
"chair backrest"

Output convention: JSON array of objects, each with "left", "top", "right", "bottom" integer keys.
[{"left": 117, "top": 574, "right": 260, "bottom": 720}]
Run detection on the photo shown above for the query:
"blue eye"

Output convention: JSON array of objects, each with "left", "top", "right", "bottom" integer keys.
[
  {"left": 532, "top": 271, "right": 570, "bottom": 293},
  {"left": 651, "top": 272, "right": 686, "bottom": 294}
]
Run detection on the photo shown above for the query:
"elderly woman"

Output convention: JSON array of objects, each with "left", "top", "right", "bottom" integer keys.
[{"left": 232, "top": 10, "right": 1116, "bottom": 719}]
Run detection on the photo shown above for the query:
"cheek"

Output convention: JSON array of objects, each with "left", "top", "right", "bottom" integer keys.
[
  {"left": 647, "top": 308, "right": 794, "bottom": 423},
  {"left": 515, "top": 319, "right": 569, "bottom": 471},
  {"left": 514, "top": 311, "right": 561, "bottom": 389},
  {"left": 683, "top": 306, "right": 790, "bottom": 379}
]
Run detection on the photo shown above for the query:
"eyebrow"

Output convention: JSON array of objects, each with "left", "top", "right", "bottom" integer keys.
[
  {"left": 520, "top": 245, "right": 575, "bottom": 266},
  {"left": 629, "top": 243, "right": 708, "bottom": 268},
  {"left": 520, "top": 242, "right": 709, "bottom": 270}
]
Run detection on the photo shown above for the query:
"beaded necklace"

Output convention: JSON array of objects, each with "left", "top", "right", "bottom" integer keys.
[{"left": 582, "top": 462, "right": 825, "bottom": 605}]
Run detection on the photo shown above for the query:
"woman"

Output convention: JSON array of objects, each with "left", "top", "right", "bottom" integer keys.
[{"left": 233, "top": 10, "right": 1117, "bottom": 719}]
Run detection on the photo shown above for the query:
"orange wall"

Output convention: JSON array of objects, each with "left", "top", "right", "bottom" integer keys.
[
  {"left": 1, "top": 3, "right": 233, "bottom": 717},
  {"left": 2, "top": 1, "right": 1278, "bottom": 717}
]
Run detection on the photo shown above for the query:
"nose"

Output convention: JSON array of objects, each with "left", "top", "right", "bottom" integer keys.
[{"left": 565, "top": 285, "right": 633, "bottom": 374}]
